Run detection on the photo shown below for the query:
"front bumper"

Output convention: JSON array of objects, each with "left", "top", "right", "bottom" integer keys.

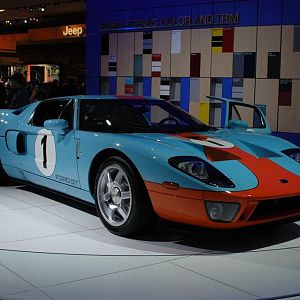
[{"left": 145, "top": 181, "right": 300, "bottom": 229}]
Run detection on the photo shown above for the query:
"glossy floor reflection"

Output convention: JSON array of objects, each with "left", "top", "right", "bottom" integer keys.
[{"left": 0, "top": 184, "right": 300, "bottom": 300}]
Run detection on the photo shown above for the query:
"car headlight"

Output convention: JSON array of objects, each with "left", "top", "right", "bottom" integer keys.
[
  {"left": 205, "top": 201, "right": 240, "bottom": 222},
  {"left": 168, "top": 156, "right": 235, "bottom": 188},
  {"left": 282, "top": 148, "right": 300, "bottom": 163}
]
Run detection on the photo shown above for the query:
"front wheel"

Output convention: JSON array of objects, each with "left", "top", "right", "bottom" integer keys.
[{"left": 94, "top": 156, "right": 154, "bottom": 236}]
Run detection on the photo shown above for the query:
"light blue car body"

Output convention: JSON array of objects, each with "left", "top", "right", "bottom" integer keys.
[{"left": 0, "top": 95, "right": 299, "bottom": 206}]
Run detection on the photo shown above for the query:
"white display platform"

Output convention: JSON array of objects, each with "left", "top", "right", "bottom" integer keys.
[{"left": 0, "top": 184, "right": 300, "bottom": 300}]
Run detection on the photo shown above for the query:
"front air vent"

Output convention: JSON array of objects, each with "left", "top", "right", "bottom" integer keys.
[{"left": 249, "top": 196, "right": 300, "bottom": 220}]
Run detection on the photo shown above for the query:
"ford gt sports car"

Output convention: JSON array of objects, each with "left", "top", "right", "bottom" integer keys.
[{"left": 0, "top": 95, "right": 300, "bottom": 236}]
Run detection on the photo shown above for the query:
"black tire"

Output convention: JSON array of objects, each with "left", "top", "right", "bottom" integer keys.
[
  {"left": 94, "top": 156, "right": 154, "bottom": 237},
  {"left": 0, "top": 161, "right": 9, "bottom": 186}
]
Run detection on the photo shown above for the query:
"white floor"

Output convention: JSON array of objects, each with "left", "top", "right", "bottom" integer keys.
[{"left": 0, "top": 184, "right": 300, "bottom": 300}]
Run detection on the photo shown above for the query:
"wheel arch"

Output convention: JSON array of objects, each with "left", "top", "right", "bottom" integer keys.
[{"left": 88, "top": 148, "right": 148, "bottom": 199}]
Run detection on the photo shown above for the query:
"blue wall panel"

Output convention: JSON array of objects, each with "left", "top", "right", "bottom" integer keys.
[
  {"left": 235, "top": 0, "right": 258, "bottom": 26},
  {"left": 272, "top": 132, "right": 300, "bottom": 147},
  {"left": 143, "top": 77, "right": 152, "bottom": 97},
  {"left": 86, "top": 0, "right": 101, "bottom": 94},
  {"left": 283, "top": 0, "right": 300, "bottom": 25},
  {"left": 109, "top": 77, "right": 117, "bottom": 95},
  {"left": 212, "top": 1, "right": 234, "bottom": 16},
  {"left": 258, "top": 0, "right": 282, "bottom": 25},
  {"left": 180, "top": 78, "right": 190, "bottom": 112},
  {"left": 192, "top": 3, "right": 213, "bottom": 20},
  {"left": 172, "top": 5, "right": 192, "bottom": 18},
  {"left": 222, "top": 78, "right": 233, "bottom": 99},
  {"left": 221, "top": 78, "right": 232, "bottom": 127}
]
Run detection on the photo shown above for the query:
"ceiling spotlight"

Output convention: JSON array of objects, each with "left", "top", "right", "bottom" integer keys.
[{"left": 0, "top": 9, "right": 5, "bottom": 12}]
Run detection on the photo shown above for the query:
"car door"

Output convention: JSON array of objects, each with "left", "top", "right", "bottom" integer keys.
[
  {"left": 226, "top": 101, "right": 271, "bottom": 134},
  {"left": 207, "top": 96, "right": 271, "bottom": 134},
  {"left": 16, "top": 98, "right": 80, "bottom": 190}
]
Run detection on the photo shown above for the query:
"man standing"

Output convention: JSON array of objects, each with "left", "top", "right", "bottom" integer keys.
[{"left": 9, "top": 73, "right": 30, "bottom": 109}]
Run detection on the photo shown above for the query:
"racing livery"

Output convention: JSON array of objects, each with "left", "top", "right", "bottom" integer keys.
[{"left": 0, "top": 95, "right": 299, "bottom": 236}]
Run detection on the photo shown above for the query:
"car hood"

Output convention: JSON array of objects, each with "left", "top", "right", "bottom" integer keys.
[
  {"left": 134, "top": 129, "right": 296, "bottom": 158},
  {"left": 130, "top": 129, "right": 300, "bottom": 192}
]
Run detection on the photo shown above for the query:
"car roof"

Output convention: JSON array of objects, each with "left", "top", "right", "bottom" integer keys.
[{"left": 46, "top": 95, "right": 160, "bottom": 101}]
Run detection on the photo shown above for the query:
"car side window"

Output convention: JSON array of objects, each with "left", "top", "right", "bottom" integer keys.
[
  {"left": 29, "top": 100, "right": 70, "bottom": 127},
  {"left": 58, "top": 100, "right": 74, "bottom": 129},
  {"left": 229, "top": 103, "right": 266, "bottom": 129},
  {"left": 79, "top": 101, "right": 112, "bottom": 131}
]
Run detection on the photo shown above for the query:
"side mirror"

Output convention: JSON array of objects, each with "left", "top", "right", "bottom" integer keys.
[
  {"left": 44, "top": 119, "right": 68, "bottom": 135},
  {"left": 228, "top": 119, "right": 249, "bottom": 129}
]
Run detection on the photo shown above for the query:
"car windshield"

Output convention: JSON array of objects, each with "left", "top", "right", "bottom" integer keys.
[{"left": 79, "top": 99, "right": 212, "bottom": 133}]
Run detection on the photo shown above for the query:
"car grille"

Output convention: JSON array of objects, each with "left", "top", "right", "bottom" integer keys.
[{"left": 249, "top": 196, "right": 300, "bottom": 221}]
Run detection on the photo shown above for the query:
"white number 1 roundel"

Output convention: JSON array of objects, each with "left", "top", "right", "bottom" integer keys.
[
  {"left": 35, "top": 129, "right": 56, "bottom": 176},
  {"left": 190, "top": 138, "right": 234, "bottom": 149}
]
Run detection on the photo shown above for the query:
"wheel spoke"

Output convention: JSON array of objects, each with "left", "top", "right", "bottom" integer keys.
[
  {"left": 114, "top": 170, "right": 123, "bottom": 185},
  {"left": 105, "top": 206, "right": 114, "bottom": 222},
  {"left": 97, "top": 163, "right": 133, "bottom": 227},
  {"left": 107, "top": 172, "right": 113, "bottom": 183},
  {"left": 121, "top": 191, "right": 131, "bottom": 200},
  {"left": 117, "top": 206, "right": 127, "bottom": 220}
]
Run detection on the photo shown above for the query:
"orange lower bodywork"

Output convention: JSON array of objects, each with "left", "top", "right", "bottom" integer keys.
[
  {"left": 147, "top": 133, "right": 300, "bottom": 228},
  {"left": 145, "top": 177, "right": 300, "bottom": 229}
]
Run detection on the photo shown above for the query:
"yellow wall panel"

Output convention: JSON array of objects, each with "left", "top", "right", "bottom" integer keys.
[
  {"left": 151, "top": 77, "right": 161, "bottom": 98},
  {"left": 142, "top": 54, "right": 151, "bottom": 77},
  {"left": 212, "top": 47, "right": 222, "bottom": 53},
  {"left": 109, "top": 33, "right": 118, "bottom": 55},
  {"left": 234, "top": 27, "right": 257, "bottom": 52},
  {"left": 117, "top": 77, "right": 125, "bottom": 95},
  {"left": 199, "top": 102, "right": 210, "bottom": 125},
  {"left": 134, "top": 32, "right": 143, "bottom": 55},
  {"left": 101, "top": 55, "right": 109, "bottom": 77},
  {"left": 212, "top": 28, "right": 223, "bottom": 36},
  {"left": 281, "top": 26, "right": 300, "bottom": 78},
  {"left": 278, "top": 80, "right": 300, "bottom": 133},
  {"left": 171, "top": 30, "right": 191, "bottom": 77},
  {"left": 211, "top": 53, "right": 233, "bottom": 77},
  {"left": 256, "top": 26, "right": 281, "bottom": 78},
  {"left": 255, "top": 79, "right": 279, "bottom": 131},
  {"left": 153, "top": 31, "right": 171, "bottom": 77},
  {"left": 191, "top": 29, "right": 211, "bottom": 77},
  {"left": 117, "top": 32, "right": 134, "bottom": 76}
]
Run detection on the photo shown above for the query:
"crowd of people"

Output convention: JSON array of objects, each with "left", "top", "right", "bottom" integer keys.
[{"left": 0, "top": 73, "right": 85, "bottom": 109}]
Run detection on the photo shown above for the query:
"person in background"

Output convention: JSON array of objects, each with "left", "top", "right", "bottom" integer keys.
[
  {"left": 29, "top": 81, "right": 48, "bottom": 103},
  {"left": 48, "top": 79, "right": 62, "bottom": 98},
  {"left": 9, "top": 73, "right": 29, "bottom": 109}
]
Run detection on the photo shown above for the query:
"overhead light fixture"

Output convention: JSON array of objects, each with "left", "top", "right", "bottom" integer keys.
[{"left": 0, "top": 9, "right": 5, "bottom": 12}]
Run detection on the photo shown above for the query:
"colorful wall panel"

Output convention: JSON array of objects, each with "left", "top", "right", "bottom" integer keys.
[
  {"left": 255, "top": 79, "right": 279, "bottom": 131},
  {"left": 153, "top": 31, "right": 171, "bottom": 77},
  {"left": 171, "top": 30, "right": 191, "bottom": 77},
  {"left": 281, "top": 26, "right": 300, "bottom": 78},
  {"left": 278, "top": 80, "right": 300, "bottom": 133},
  {"left": 117, "top": 33, "right": 134, "bottom": 76},
  {"left": 256, "top": 26, "right": 281, "bottom": 78},
  {"left": 98, "top": 9, "right": 300, "bottom": 138},
  {"left": 191, "top": 28, "right": 211, "bottom": 77},
  {"left": 234, "top": 27, "right": 256, "bottom": 52}
]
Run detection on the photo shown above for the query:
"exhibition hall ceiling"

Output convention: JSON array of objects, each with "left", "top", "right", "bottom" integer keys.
[{"left": 0, "top": 0, "right": 86, "bottom": 25}]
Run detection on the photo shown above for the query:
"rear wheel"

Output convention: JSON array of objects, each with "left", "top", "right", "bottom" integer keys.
[{"left": 94, "top": 156, "right": 154, "bottom": 236}]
